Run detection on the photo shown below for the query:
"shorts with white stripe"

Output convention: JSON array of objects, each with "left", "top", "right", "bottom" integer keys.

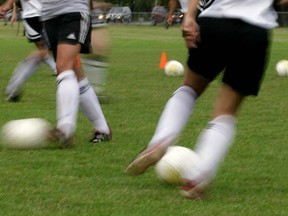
[
  {"left": 43, "top": 12, "right": 92, "bottom": 58},
  {"left": 23, "top": 17, "right": 42, "bottom": 43}
]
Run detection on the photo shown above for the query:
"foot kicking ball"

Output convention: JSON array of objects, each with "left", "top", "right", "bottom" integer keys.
[
  {"left": 164, "top": 60, "right": 185, "bottom": 77},
  {"left": 155, "top": 146, "right": 200, "bottom": 185},
  {"left": 1, "top": 118, "right": 53, "bottom": 149},
  {"left": 276, "top": 60, "right": 288, "bottom": 76}
]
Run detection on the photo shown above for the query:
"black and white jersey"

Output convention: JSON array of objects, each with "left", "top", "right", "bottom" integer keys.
[
  {"left": 177, "top": 0, "right": 213, "bottom": 16},
  {"left": 40, "top": 0, "right": 90, "bottom": 21},
  {"left": 179, "top": 0, "right": 213, "bottom": 14},
  {"left": 197, "top": 0, "right": 214, "bottom": 13},
  {"left": 198, "top": 0, "right": 278, "bottom": 29}
]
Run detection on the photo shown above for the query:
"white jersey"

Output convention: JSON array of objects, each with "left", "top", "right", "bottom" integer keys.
[
  {"left": 178, "top": 0, "right": 189, "bottom": 13},
  {"left": 20, "top": 0, "right": 42, "bottom": 19},
  {"left": 199, "top": 0, "right": 278, "bottom": 29},
  {"left": 40, "top": 0, "right": 90, "bottom": 21}
]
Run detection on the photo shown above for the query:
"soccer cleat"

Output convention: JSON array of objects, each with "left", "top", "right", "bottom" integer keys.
[
  {"left": 125, "top": 139, "right": 172, "bottom": 176},
  {"left": 48, "top": 128, "right": 74, "bottom": 149},
  {"left": 180, "top": 175, "right": 212, "bottom": 200},
  {"left": 89, "top": 129, "right": 112, "bottom": 143},
  {"left": 5, "top": 92, "right": 22, "bottom": 102}
]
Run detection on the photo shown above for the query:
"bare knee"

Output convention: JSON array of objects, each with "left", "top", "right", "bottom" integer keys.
[{"left": 183, "top": 68, "right": 210, "bottom": 96}]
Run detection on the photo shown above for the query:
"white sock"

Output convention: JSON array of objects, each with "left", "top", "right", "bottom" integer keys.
[
  {"left": 193, "top": 115, "right": 237, "bottom": 178},
  {"left": 148, "top": 85, "right": 197, "bottom": 147},
  {"left": 5, "top": 56, "right": 41, "bottom": 95},
  {"left": 44, "top": 54, "right": 57, "bottom": 75},
  {"left": 79, "top": 77, "right": 110, "bottom": 134},
  {"left": 56, "top": 70, "right": 79, "bottom": 138}
]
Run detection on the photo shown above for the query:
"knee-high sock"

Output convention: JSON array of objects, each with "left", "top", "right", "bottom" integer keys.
[
  {"left": 148, "top": 85, "right": 197, "bottom": 148},
  {"left": 79, "top": 77, "right": 109, "bottom": 133},
  {"left": 5, "top": 56, "right": 41, "bottom": 95},
  {"left": 192, "top": 115, "right": 237, "bottom": 179},
  {"left": 56, "top": 70, "right": 79, "bottom": 138}
]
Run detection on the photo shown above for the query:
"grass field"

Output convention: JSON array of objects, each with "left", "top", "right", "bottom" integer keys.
[{"left": 0, "top": 22, "right": 288, "bottom": 216}]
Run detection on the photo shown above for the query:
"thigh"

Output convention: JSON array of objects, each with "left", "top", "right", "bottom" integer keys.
[
  {"left": 56, "top": 43, "right": 81, "bottom": 72},
  {"left": 91, "top": 27, "right": 110, "bottom": 56}
]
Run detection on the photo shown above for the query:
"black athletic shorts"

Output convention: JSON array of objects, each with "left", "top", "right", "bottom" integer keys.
[
  {"left": 42, "top": 12, "right": 92, "bottom": 59},
  {"left": 23, "top": 17, "right": 42, "bottom": 42},
  {"left": 187, "top": 17, "right": 270, "bottom": 96}
]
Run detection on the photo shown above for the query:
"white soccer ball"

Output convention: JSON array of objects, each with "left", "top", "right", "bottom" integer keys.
[
  {"left": 1, "top": 118, "right": 53, "bottom": 149},
  {"left": 155, "top": 146, "right": 200, "bottom": 185},
  {"left": 276, "top": 60, "right": 288, "bottom": 76},
  {"left": 164, "top": 60, "right": 185, "bottom": 77}
]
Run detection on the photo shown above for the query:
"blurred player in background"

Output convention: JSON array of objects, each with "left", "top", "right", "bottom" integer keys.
[
  {"left": 166, "top": 0, "right": 188, "bottom": 26},
  {"left": 126, "top": 0, "right": 288, "bottom": 199},
  {"left": 166, "top": 0, "right": 211, "bottom": 27},
  {"left": 0, "top": 0, "right": 112, "bottom": 146},
  {"left": 81, "top": 0, "right": 112, "bottom": 103},
  {"left": 4, "top": 0, "right": 56, "bottom": 102}
]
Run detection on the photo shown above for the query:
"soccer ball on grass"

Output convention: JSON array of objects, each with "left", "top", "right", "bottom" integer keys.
[
  {"left": 155, "top": 146, "right": 200, "bottom": 185},
  {"left": 276, "top": 60, "right": 288, "bottom": 76},
  {"left": 0, "top": 118, "right": 53, "bottom": 149}
]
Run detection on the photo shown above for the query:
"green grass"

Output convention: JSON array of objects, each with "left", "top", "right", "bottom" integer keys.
[{"left": 0, "top": 23, "right": 288, "bottom": 215}]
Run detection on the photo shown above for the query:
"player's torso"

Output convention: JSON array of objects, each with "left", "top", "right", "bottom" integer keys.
[
  {"left": 199, "top": 0, "right": 277, "bottom": 29},
  {"left": 20, "top": 0, "right": 42, "bottom": 18},
  {"left": 40, "top": 0, "right": 90, "bottom": 21}
]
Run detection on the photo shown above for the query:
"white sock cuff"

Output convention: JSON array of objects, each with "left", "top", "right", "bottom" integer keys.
[
  {"left": 78, "top": 77, "right": 90, "bottom": 94},
  {"left": 57, "top": 70, "right": 75, "bottom": 82},
  {"left": 212, "top": 115, "right": 237, "bottom": 125},
  {"left": 173, "top": 85, "right": 198, "bottom": 98},
  {"left": 207, "top": 115, "right": 237, "bottom": 139},
  {"left": 78, "top": 77, "right": 89, "bottom": 87}
]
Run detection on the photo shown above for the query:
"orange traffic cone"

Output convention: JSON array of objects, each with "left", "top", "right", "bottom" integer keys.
[{"left": 159, "top": 52, "right": 168, "bottom": 69}]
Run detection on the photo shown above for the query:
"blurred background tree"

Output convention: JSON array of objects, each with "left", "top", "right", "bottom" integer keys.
[
  {"left": 0, "top": 0, "right": 171, "bottom": 12},
  {"left": 97, "top": 0, "right": 170, "bottom": 12}
]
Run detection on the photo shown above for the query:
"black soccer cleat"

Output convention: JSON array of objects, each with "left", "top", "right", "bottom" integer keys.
[
  {"left": 89, "top": 130, "right": 112, "bottom": 143},
  {"left": 5, "top": 92, "right": 22, "bottom": 102}
]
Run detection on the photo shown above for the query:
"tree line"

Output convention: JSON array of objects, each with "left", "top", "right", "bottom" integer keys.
[
  {"left": 0, "top": 0, "right": 173, "bottom": 12},
  {"left": 107, "top": 0, "right": 171, "bottom": 12}
]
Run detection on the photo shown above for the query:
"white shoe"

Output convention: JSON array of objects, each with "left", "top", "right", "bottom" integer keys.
[{"left": 125, "top": 137, "right": 174, "bottom": 176}]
